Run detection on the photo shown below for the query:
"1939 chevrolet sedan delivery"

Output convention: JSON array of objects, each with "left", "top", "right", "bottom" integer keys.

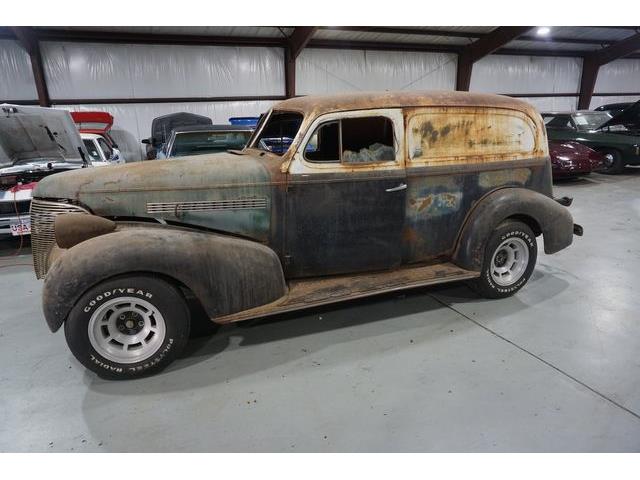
[{"left": 31, "top": 91, "right": 581, "bottom": 379}]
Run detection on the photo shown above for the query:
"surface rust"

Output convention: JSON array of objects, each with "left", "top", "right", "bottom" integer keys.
[{"left": 216, "top": 261, "right": 479, "bottom": 324}]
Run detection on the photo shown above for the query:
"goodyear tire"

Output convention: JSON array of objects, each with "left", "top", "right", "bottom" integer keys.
[
  {"left": 472, "top": 220, "right": 537, "bottom": 299},
  {"left": 64, "top": 275, "right": 190, "bottom": 380},
  {"left": 599, "top": 149, "right": 625, "bottom": 174}
]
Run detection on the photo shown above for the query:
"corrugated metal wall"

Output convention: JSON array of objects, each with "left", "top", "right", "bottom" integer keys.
[{"left": 1, "top": 38, "right": 639, "bottom": 160}]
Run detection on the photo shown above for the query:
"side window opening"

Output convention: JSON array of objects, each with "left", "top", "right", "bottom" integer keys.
[
  {"left": 341, "top": 117, "right": 395, "bottom": 163},
  {"left": 304, "top": 116, "right": 396, "bottom": 164},
  {"left": 305, "top": 121, "right": 340, "bottom": 162}
]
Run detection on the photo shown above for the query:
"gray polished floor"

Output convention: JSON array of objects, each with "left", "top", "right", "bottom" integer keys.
[{"left": 1, "top": 169, "right": 640, "bottom": 452}]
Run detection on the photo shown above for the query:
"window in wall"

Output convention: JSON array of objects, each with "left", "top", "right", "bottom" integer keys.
[{"left": 305, "top": 116, "right": 396, "bottom": 164}]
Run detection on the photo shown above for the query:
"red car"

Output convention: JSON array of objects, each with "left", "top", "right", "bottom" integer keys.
[{"left": 549, "top": 140, "right": 607, "bottom": 179}]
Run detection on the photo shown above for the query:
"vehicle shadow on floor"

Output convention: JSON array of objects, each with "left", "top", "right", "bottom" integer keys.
[{"left": 80, "top": 267, "right": 570, "bottom": 397}]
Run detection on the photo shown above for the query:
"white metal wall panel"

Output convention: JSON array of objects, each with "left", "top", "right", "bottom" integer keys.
[
  {"left": 470, "top": 55, "right": 582, "bottom": 95},
  {"left": 296, "top": 48, "right": 456, "bottom": 95},
  {"left": 0, "top": 40, "right": 38, "bottom": 101},
  {"left": 42, "top": 42, "right": 285, "bottom": 100},
  {"left": 518, "top": 96, "right": 578, "bottom": 113},
  {"left": 58, "top": 100, "right": 275, "bottom": 161},
  {"left": 594, "top": 59, "right": 640, "bottom": 93},
  {"left": 590, "top": 95, "right": 640, "bottom": 109}
]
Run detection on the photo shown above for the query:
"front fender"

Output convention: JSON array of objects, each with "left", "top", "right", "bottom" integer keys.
[
  {"left": 453, "top": 187, "right": 575, "bottom": 271},
  {"left": 42, "top": 227, "right": 286, "bottom": 332}
]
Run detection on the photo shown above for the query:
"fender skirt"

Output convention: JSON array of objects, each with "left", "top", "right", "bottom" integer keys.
[
  {"left": 453, "top": 188, "right": 575, "bottom": 271},
  {"left": 42, "top": 227, "right": 286, "bottom": 332}
]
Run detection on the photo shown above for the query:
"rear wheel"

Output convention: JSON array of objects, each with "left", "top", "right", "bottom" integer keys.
[
  {"left": 472, "top": 220, "right": 537, "bottom": 299},
  {"left": 64, "top": 275, "right": 190, "bottom": 380},
  {"left": 599, "top": 149, "right": 625, "bottom": 174}
]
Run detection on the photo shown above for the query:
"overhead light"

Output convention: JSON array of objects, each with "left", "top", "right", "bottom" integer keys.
[{"left": 536, "top": 27, "right": 551, "bottom": 36}]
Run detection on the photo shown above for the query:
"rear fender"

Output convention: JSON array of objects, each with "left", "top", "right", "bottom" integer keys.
[{"left": 453, "top": 187, "right": 574, "bottom": 271}]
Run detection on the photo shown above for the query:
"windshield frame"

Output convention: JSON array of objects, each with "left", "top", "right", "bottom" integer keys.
[{"left": 246, "top": 109, "right": 305, "bottom": 156}]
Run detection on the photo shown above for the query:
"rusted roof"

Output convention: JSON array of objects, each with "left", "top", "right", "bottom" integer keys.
[{"left": 273, "top": 90, "right": 539, "bottom": 118}]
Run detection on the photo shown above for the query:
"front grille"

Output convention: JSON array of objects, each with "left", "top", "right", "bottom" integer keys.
[
  {"left": 0, "top": 199, "right": 30, "bottom": 216},
  {"left": 30, "top": 199, "right": 89, "bottom": 279}
]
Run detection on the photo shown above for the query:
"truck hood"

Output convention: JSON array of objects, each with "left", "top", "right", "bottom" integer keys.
[
  {"left": 34, "top": 151, "right": 275, "bottom": 241},
  {"left": 0, "top": 104, "right": 89, "bottom": 168},
  {"left": 34, "top": 152, "right": 272, "bottom": 203},
  {"left": 597, "top": 99, "right": 640, "bottom": 131}
]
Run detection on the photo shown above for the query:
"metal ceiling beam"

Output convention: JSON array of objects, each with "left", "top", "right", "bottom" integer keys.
[
  {"left": 456, "top": 26, "right": 533, "bottom": 91},
  {"left": 285, "top": 27, "right": 318, "bottom": 98},
  {"left": 578, "top": 32, "right": 640, "bottom": 109},
  {"left": 307, "top": 38, "right": 462, "bottom": 53},
  {"left": 288, "top": 26, "right": 318, "bottom": 59},
  {"left": 318, "top": 26, "right": 486, "bottom": 39},
  {"left": 24, "top": 27, "right": 285, "bottom": 47},
  {"left": 9, "top": 27, "right": 50, "bottom": 107}
]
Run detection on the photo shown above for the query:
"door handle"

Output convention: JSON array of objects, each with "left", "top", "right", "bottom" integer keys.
[{"left": 385, "top": 183, "right": 407, "bottom": 192}]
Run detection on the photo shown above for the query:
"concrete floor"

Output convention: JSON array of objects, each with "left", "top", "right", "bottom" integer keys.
[{"left": 1, "top": 169, "right": 640, "bottom": 452}]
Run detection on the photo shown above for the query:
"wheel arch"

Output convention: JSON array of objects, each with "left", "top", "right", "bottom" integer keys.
[
  {"left": 452, "top": 187, "right": 574, "bottom": 271},
  {"left": 42, "top": 227, "right": 287, "bottom": 332}
]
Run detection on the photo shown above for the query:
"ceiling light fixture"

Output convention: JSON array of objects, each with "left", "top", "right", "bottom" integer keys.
[{"left": 536, "top": 26, "right": 551, "bottom": 36}]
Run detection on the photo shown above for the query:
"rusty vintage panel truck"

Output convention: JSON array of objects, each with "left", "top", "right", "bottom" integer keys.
[{"left": 31, "top": 91, "right": 581, "bottom": 379}]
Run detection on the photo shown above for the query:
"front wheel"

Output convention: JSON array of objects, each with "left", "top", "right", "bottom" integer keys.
[
  {"left": 64, "top": 275, "right": 190, "bottom": 380},
  {"left": 472, "top": 220, "right": 537, "bottom": 299},
  {"left": 598, "top": 149, "right": 625, "bottom": 174}
]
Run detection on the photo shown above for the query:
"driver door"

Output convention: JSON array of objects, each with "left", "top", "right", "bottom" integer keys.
[{"left": 284, "top": 109, "right": 406, "bottom": 278}]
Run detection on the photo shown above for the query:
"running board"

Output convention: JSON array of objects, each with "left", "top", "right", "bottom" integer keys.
[{"left": 216, "top": 262, "right": 479, "bottom": 324}]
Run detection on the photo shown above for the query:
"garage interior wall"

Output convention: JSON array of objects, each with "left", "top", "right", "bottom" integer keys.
[
  {"left": 0, "top": 39, "right": 37, "bottom": 100},
  {"left": 2, "top": 38, "right": 640, "bottom": 160},
  {"left": 295, "top": 48, "right": 457, "bottom": 94},
  {"left": 470, "top": 54, "right": 582, "bottom": 111},
  {"left": 590, "top": 59, "right": 640, "bottom": 108}
]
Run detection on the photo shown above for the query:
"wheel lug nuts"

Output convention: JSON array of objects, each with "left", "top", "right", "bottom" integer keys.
[{"left": 118, "top": 325, "right": 125, "bottom": 331}]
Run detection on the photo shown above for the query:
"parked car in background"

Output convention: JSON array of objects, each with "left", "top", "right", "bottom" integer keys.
[
  {"left": 142, "top": 112, "right": 212, "bottom": 160},
  {"left": 81, "top": 133, "right": 125, "bottom": 166},
  {"left": 30, "top": 91, "right": 580, "bottom": 379},
  {"left": 594, "top": 102, "right": 634, "bottom": 117},
  {"left": 71, "top": 111, "right": 126, "bottom": 163},
  {"left": 549, "top": 140, "right": 607, "bottom": 179},
  {"left": 228, "top": 116, "right": 260, "bottom": 127},
  {"left": 543, "top": 103, "right": 640, "bottom": 174},
  {"left": 0, "top": 104, "right": 91, "bottom": 237},
  {"left": 162, "top": 125, "right": 253, "bottom": 159}
]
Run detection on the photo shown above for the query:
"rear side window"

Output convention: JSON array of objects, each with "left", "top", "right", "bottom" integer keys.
[
  {"left": 305, "top": 116, "right": 395, "bottom": 164},
  {"left": 407, "top": 108, "right": 536, "bottom": 164}
]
